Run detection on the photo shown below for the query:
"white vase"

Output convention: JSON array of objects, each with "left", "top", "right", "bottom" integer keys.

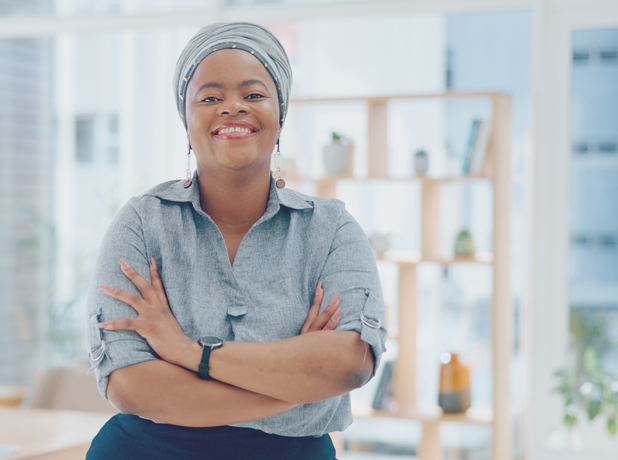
[{"left": 323, "top": 144, "right": 354, "bottom": 177}]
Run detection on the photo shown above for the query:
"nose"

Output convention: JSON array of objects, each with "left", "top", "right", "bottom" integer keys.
[{"left": 217, "top": 95, "right": 249, "bottom": 117}]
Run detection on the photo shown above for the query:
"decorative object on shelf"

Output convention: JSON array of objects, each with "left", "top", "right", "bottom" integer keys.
[
  {"left": 454, "top": 229, "right": 476, "bottom": 257},
  {"left": 323, "top": 132, "right": 354, "bottom": 177},
  {"left": 0, "top": 385, "right": 27, "bottom": 406},
  {"left": 462, "top": 118, "right": 492, "bottom": 175},
  {"left": 438, "top": 353, "right": 471, "bottom": 414},
  {"left": 272, "top": 139, "right": 287, "bottom": 188},
  {"left": 369, "top": 231, "right": 391, "bottom": 256},
  {"left": 413, "top": 149, "right": 429, "bottom": 175},
  {"left": 372, "top": 360, "right": 395, "bottom": 411}
]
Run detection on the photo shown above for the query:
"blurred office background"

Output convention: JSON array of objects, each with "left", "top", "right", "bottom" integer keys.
[{"left": 0, "top": 1, "right": 616, "bottom": 459}]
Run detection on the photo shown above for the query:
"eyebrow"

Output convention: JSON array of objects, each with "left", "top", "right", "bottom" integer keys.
[{"left": 196, "top": 79, "right": 268, "bottom": 93}]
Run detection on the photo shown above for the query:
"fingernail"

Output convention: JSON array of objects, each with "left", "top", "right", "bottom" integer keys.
[
  {"left": 97, "top": 323, "right": 108, "bottom": 329},
  {"left": 329, "top": 294, "right": 340, "bottom": 306},
  {"left": 119, "top": 259, "right": 130, "bottom": 270},
  {"left": 100, "top": 284, "right": 113, "bottom": 293},
  {"left": 150, "top": 258, "right": 157, "bottom": 269},
  {"left": 334, "top": 308, "right": 341, "bottom": 318},
  {"left": 316, "top": 281, "right": 322, "bottom": 294}
]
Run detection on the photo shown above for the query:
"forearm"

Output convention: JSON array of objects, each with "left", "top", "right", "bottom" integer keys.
[
  {"left": 203, "top": 330, "right": 374, "bottom": 404},
  {"left": 107, "top": 360, "right": 297, "bottom": 427}
]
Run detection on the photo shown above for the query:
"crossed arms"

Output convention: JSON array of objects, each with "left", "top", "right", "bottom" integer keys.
[{"left": 100, "top": 259, "right": 374, "bottom": 427}]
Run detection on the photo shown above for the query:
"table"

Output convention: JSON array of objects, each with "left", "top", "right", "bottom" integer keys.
[{"left": 0, "top": 407, "right": 111, "bottom": 460}]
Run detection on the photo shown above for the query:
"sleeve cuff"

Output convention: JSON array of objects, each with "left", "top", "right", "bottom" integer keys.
[
  {"left": 89, "top": 337, "right": 158, "bottom": 400},
  {"left": 336, "top": 291, "right": 387, "bottom": 380}
]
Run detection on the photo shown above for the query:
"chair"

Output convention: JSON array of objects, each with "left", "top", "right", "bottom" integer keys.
[{"left": 29, "top": 366, "right": 118, "bottom": 414}]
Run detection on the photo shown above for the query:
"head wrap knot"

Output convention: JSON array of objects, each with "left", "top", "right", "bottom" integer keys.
[{"left": 173, "top": 22, "right": 293, "bottom": 130}]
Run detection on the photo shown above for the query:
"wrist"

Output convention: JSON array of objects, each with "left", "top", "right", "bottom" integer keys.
[{"left": 177, "top": 340, "right": 203, "bottom": 372}]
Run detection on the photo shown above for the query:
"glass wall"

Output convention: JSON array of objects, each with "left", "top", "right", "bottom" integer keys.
[
  {"left": 0, "top": 35, "right": 53, "bottom": 384},
  {"left": 562, "top": 26, "right": 618, "bottom": 454}
]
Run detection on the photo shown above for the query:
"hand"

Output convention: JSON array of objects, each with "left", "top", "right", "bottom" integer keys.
[
  {"left": 97, "top": 258, "right": 197, "bottom": 368},
  {"left": 300, "top": 281, "right": 341, "bottom": 334}
]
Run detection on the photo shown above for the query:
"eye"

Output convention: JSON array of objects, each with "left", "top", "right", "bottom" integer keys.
[
  {"left": 201, "top": 96, "right": 219, "bottom": 103},
  {"left": 246, "top": 93, "right": 264, "bottom": 100}
]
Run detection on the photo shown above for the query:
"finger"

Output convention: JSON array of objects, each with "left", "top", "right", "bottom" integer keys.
[
  {"left": 322, "top": 308, "right": 341, "bottom": 331},
  {"left": 149, "top": 258, "right": 170, "bottom": 311},
  {"left": 118, "top": 259, "right": 159, "bottom": 306},
  {"left": 100, "top": 284, "right": 150, "bottom": 315},
  {"left": 301, "top": 281, "right": 323, "bottom": 334},
  {"left": 98, "top": 318, "right": 138, "bottom": 331},
  {"left": 307, "top": 294, "right": 339, "bottom": 333}
]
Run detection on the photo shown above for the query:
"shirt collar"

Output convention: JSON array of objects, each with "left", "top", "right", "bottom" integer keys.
[{"left": 145, "top": 171, "right": 313, "bottom": 214}]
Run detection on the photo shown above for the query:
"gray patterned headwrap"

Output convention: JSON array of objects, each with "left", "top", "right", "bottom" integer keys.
[{"left": 173, "top": 22, "right": 292, "bottom": 130}]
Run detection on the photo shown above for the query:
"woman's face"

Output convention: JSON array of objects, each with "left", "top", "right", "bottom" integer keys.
[{"left": 185, "top": 49, "right": 281, "bottom": 175}]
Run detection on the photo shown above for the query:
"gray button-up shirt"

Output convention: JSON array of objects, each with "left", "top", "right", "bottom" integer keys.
[{"left": 85, "top": 173, "right": 386, "bottom": 437}]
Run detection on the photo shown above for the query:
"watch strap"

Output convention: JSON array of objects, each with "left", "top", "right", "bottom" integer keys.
[{"left": 198, "top": 344, "right": 214, "bottom": 380}]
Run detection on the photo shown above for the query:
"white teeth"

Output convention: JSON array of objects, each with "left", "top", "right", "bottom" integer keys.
[{"left": 217, "top": 126, "right": 252, "bottom": 134}]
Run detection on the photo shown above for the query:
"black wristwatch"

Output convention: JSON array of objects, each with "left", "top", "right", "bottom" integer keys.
[{"left": 197, "top": 336, "right": 223, "bottom": 380}]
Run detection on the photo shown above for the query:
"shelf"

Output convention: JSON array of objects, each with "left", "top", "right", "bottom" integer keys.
[
  {"left": 376, "top": 251, "right": 494, "bottom": 265},
  {"left": 296, "top": 91, "right": 512, "bottom": 460},
  {"left": 352, "top": 402, "right": 493, "bottom": 426},
  {"left": 291, "top": 91, "right": 508, "bottom": 104},
  {"left": 285, "top": 175, "right": 493, "bottom": 184}
]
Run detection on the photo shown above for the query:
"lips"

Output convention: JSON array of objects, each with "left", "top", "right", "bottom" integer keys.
[{"left": 212, "top": 121, "right": 258, "bottom": 140}]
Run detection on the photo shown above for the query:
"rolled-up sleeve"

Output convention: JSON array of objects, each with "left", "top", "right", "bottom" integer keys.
[
  {"left": 85, "top": 198, "right": 158, "bottom": 399},
  {"left": 318, "top": 204, "right": 387, "bottom": 379}
]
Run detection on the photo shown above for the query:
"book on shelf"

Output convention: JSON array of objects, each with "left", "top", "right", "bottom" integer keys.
[
  {"left": 462, "top": 119, "right": 480, "bottom": 174},
  {"left": 462, "top": 118, "right": 491, "bottom": 175},
  {"left": 371, "top": 360, "right": 394, "bottom": 411},
  {"left": 469, "top": 119, "right": 491, "bottom": 175}
]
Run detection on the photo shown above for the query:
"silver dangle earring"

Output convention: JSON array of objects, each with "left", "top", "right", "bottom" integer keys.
[
  {"left": 183, "top": 142, "right": 192, "bottom": 188},
  {"left": 272, "top": 139, "right": 286, "bottom": 189}
]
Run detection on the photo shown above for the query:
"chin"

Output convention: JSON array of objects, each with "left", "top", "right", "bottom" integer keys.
[
  {"left": 221, "top": 157, "right": 266, "bottom": 173},
  {"left": 219, "top": 150, "right": 270, "bottom": 171}
]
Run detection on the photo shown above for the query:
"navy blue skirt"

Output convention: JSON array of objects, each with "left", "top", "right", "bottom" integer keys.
[{"left": 87, "top": 414, "right": 337, "bottom": 460}]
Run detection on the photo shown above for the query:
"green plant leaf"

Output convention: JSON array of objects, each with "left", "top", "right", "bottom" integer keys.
[
  {"left": 584, "top": 346, "right": 599, "bottom": 374},
  {"left": 587, "top": 399, "right": 601, "bottom": 420},
  {"left": 564, "top": 413, "right": 577, "bottom": 428},
  {"left": 608, "top": 418, "right": 617, "bottom": 436}
]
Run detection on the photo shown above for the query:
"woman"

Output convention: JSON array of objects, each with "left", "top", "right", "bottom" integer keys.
[{"left": 85, "top": 22, "right": 386, "bottom": 460}]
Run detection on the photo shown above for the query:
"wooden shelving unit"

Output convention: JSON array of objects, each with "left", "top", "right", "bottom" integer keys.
[{"left": 289, "top": 92, "right": 511, "bottom": 460}]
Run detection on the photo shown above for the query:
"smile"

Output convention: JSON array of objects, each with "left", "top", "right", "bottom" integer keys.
[
  {"left": 217, "top": 127, "right": 253, "bottom": 134},
  {"left": 212, "top": 122, "right": 259, "bottom": 140}
]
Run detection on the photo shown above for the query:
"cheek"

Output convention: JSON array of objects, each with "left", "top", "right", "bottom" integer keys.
[
  {"left": 263, "top": 104, "right": 281, "bottom": 136},
  {"left": 187, "top": 108, "right": 212, "bottom": 131}
]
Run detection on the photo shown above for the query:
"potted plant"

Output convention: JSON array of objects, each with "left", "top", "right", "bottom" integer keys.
[
  {"left": 413, "top": 149, "right": 429, "bottom": 176},
  {"left": 323, "top": 132, "right": 354, "bottom": 177},
  {"left": 555, "top": 347, "right": 618, "bottom": 436},
  {"left": 454, "top": 229, "right": 475, "bottom": 257},
  {"left": 554, "top": 308, "right": 618, "bottom": 437}
]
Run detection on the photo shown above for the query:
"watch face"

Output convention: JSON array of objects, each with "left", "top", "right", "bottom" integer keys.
[{"left": 199, "top": 336, "right": 223, "bottom": 347}]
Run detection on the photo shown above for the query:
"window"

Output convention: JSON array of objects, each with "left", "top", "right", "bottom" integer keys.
[{"left": 75, "top": 116, "right": 94, "bottom": 163}]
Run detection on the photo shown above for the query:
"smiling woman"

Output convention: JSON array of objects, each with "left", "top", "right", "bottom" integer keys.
[{"left": 84, "top": 22, "right": 386, "bottom": 460}]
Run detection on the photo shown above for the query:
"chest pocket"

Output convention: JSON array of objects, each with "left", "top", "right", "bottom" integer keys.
[{"left": 228, "top": 306, "right": 248, "bottom": 317}]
